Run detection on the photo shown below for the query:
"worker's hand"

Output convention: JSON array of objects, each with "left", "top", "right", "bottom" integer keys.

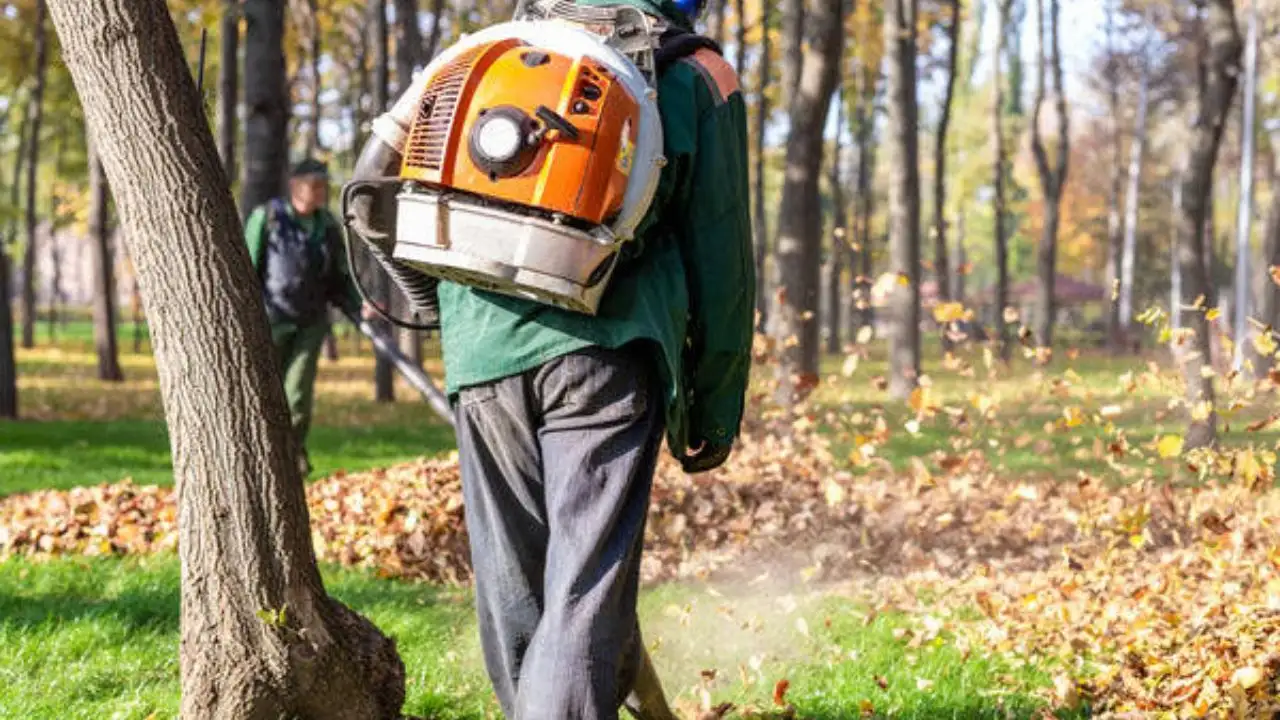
[
  {"left": 680, "top": 439, "right": 733, "bottom": 475},
  {"left": 360, "top": 301, "right": 379, "bottom": 322}
]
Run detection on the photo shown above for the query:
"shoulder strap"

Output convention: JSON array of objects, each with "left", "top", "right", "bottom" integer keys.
[{"left": 654, "top": 28, "right": 722, "bottom": 77}]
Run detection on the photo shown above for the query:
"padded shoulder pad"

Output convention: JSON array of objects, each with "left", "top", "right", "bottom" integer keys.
[
  {"left": 678, "top": 48, "right": 740, "bottom": 106},
  {"left": 654, "top": 29, "right": 722, "bottom": 75}
]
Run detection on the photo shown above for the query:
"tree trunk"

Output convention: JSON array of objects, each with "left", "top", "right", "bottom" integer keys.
[
  {"left": 954, "top": 208, "right": 967, "bottom": 303},
  {"left": 1118, "top": 57, "right": 1149, "bottom": 336},
  {"left": 705, "top": 0, "right": 726, "bottom": 47},
  {"left": 884, "top": 0, "right": 921, "bottom": 400},
  {"left": 932, "top": 0, "right": 960, "bottom": 316},
  {"left": 851, "top": 69, "right": 878, "bottom": 335},
  {"left": 219, "top": 0, "right": 239, "bottom": 183},
  {"left": 395, "top": 0, "right": 422, "bottom": 94},
  {"left": 1256, "top": 139, "right": 1280, "bottom": 372},
  {"left": 372, "top": 0, "right": 396, "bottom": 403},
  {"left": 751, "top": 0, "right": 771, "bottom": 329},
  {"left": 825, "top": 91, "right": 846, "bottom": 356},
  {"left": 423, "top": 0, "right": 447, "bottom": 61},
  {"left": 773, "top": 0, "right": 846, "bottom": 406},
  {"left": 241, "top": 0, "right": 289, "bottom": 217},
  {"left": 0, "top": 91, "right": 23, "bottom": 417},
  {"left": 992, "top": 0, "right": 1013, "bottom": 361},
  {"left": 89, "top": 139, "right": 125, "bottom": 382},
  {"left": 733, "top": 0, "right": 746, "bottom": 79},
  {"left": 45, "top": 1, "right": 408, "bottom": 716},
  {"left": 1171, "top": 170, "right": 1184, "bottom": 331},
  {"left": 1030, "top": 0, "right": 1068, "bottom": 351},
  {"left": 1103, "top": 4, "right": 1124, "bottom": 350},
  {"left": 1176, "top": 0, "right": 1242, "bottom": 450},
  {"left": 1231, "top": 0, "right": 1258, "bottom": 370},
  {"left": 780, "top": 0, "right": 804, "bottom": 107},
  {"left": 306, "top": 0, "right": 323, "bottom": 156},
  {"left": 20, "top": 0, "right": 49, "bottom": 350}
]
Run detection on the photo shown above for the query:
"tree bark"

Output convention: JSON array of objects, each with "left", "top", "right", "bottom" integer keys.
[
  {"left": 1103, "top": 3, "right": 1124, "bottom": 350},
  {"left": 751, "top": 0, "right": 771, "bottom": 329},
  {"left": 825, "top": 91, "right": 846, "bottom": 356},
  {"left": 1256, "top": 139, "right": 1280, "bottom": 372},
  {"left": 992, "top": 0, "right": 1013, "bottom": 361},
  {"left": 884, "top": 0, "right": 921, "bottom": 400},
  {"left": 1231, "top": 0, "right": 1258, "bottom": 370},
  {"left": 241, "top": 0, "right": 289, "bottom": 217},
  {"left": 20, "top": 0, "right": 49, "bottom": 350},
  {"left": 371, "top": 0, "right": 396, "bottom": 403},
  {"left": 1030, "top": 0, "right": 1069, "bottom": 351},
  {"left": 0, "top": 91, "right": 24, "bottom": 417},
  {"left": 773, "top": 0, "right": 846, "bottom": 406},
  {"left": 932, "top": 0, "right": 960, "bottom": 312},
  {"left": 1118, "top": 56, "right": 1149, "bottom": 336},
  {"left": 395, "top": 0, "right": 422, "bottom": 95},
  {"left": 780, "top": 0, "right": 804, "bottom": 107},
  {"left": 1176, "top": 0, "right": 1242, "bottom": 450},
  {"left": 850, "top": 68, "right": 878, "bottom": 335},
  {"left": 89, "top": 138, "right": 124, "bottom": 382},
  {"left": 45, "top": 1, "right": 407, "bottom": 716},
  {"left": 219, "top": 0, "right": 239, "bottom": 183},
  {"left": 306, "top": 0, "right": 323, "bottom": 156},
  {"left": 423, "top": 0, "right": 447, "bottom": 61}
]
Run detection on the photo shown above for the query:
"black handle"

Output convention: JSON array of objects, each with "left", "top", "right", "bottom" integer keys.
[{"left": 535, "top": 105, "right": 580, "bottom": 141}]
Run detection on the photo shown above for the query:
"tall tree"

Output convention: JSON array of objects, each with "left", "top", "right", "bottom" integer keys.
[
  {"left": 884, "top": 0, "right": 921, "bottom": 399},
  {"left": 850, "top": 65, "right": 878, "bottom": 334},
  {"left": 1118, "top": 48, "right": 1150, "bottom": 338},
  {"left": 773, "top": 0, "right": 846, "bottom": 405},
  {"left": 1256, "top": 132, "right": 1280, "bottom": 372},
  {"left": 20, "top": 0, "right": 50, "bottom": 350},
  {"left": 1030, "top": 0, "right": 1069, "bottom": 350},
  {"left": 88, "top": 137, "right": 124, "bottom": 382},
  {"left": 241, "top": 0, "right": 288, "bottom": 217},
  {"left": 45, "top": 1, "right": 408, "bottom": 716},
  {"left": 825, "top": 90, "right": 847, "bottom": 355},
  {"left": 991, "top": 0, "right": 1013, "bottom": 361},
  {"left": 305, "top": 0, "right": 323, "bottom": 156},
  {"left": 1176, "top": 0, "right": 1242, "bottom": 450},
  {"left": 932, "top": 0, "right": 961, "bottom": 329},
  {"left": 780, "top": 0, "right": 804, "bottom": 106},
  {"left": 395, "top": 0, "right": 422, "bottom": 93},
  {"left": 751, "top": 0, "right": 771, "bottom": 328},
  {"left": 1103, "top": 2, "right": 1125, "bottom": 350},
  {"left": 219, "top": 0, "right": 239, "bottom": 180},
  {"left": 0, "top": 92, "right": 27, "bottom": 418},
  {"left": 371, "top": 0, "right": 396, "bottom": 403},
  {"left": 1231, "top": 0, "right": 1258, "bottom": 370}
]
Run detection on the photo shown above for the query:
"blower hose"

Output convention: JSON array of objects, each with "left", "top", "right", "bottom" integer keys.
[{"left": 340, "top": 178, "right": 441, "bottom": 333}]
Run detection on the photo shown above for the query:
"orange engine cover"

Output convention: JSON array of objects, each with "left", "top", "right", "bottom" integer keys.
[{"left": 400, "top": 37, "right": 641, "bottom": 226}]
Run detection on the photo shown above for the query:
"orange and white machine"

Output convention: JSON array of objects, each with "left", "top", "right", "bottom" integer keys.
[{"left": 362, "top": 2, "right": 668, "bottom": 315}]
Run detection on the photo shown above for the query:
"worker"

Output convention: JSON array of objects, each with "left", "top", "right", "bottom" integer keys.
[
  {"left": 244, "top": 158, "right": 373, "bottom": 476},
  {"left": 351, "top": 0, "right": 753, "bottom": 715}
]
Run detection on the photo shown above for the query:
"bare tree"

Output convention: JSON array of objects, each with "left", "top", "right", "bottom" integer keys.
[
  {"left": 752, "top": 0, "right": 771, "bottom": 328},
  {"left": 218, "top": 0, "right": 239, "bottom": 181},
  {"left": 932, "top": 0, "right": 961, "bottom": 321},
  {"left": 89, "top": 138, "right": 124, "bottom": 382},
  {"left": 992, "top": 0, "right": 1014, "bottom": 361},
  {"left": 1030, "top": 0, "right": 1069, "bottom": 350},
  {"left": 241, "top": 0, "right": 289, "bottom": 216},
  {"left": 1176, "top": 0, "right": 1242, "bottom": 450},
  {"left": 20, "top": 0, "right": 50, "bottom": 350},
  {"left": 884, "top": 0, "right": 921, "bottom": 399},
  {"left": 45, "top": 1, "right": 407, "bottom": 716},
  {"left": 773, "top": 0, "right": 847, "bottom": 405}
]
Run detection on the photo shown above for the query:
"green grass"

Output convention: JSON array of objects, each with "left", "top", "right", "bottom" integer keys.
[{"left": 0, "top": 557, "right": 1068, "bottom": 719}]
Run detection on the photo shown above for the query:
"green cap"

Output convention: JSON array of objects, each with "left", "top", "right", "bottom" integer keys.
[{"left": 290, "top": 158, "right": 329, "bottom": 179}]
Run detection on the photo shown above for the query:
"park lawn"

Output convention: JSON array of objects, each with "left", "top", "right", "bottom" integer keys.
[{"left": 0, "top": 556, "right": 1072, "bottom": 720}]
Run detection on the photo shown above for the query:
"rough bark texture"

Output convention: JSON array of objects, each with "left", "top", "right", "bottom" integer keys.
[
  {"left": 241, "top": 0, "right": 288, "bottom": 217},
  {"left": 20, "top": 0, "right": 49, "bottom": 350},
  {"left": 751, "top": 0, "right": 771, "bottom": 328},
  {"left": 884, "top": 0, "right": 922, "bottom": 400},
  {"left": 89, "top": 140, "right": 124, "bottom": 383},
  {"left": 1118, "top": 59, "right": 1150, "bottom": 334},
  {"left": 992, "top": 0, "right": 1013, "bottom": 361},
  {"left": 1176, "top": 0, "right": 1242, "bottom": 450},
  {"left": 372, "top": 0, "right": 396, "bottom": 403},
  {"left": 1030, "top": 0, "right": 1069, "bottom": 351},
  {"left": 932, "top": 0, "right": 960, "bottom": 312},
  {"left": 1257, "top": 142, "right": 1280, "bottom": 372},
  {"left": 1103, "top": 4, "right": 1125, "bottom": 350},
  {"left": 219, "top": 0, "right": 239, "bottom": 182},
  {"left": 825, "top": 92, "right": 846, "bottom": 356},
  {"left": 44, "top": 1, "right": 407, "bottom": 717},
  {"left": 773, "top": 0, "right": 845, "bottom": 406}
]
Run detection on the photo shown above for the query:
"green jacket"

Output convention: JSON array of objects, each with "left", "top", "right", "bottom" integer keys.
[
  {"left": 438, "top": 0, "right": 754, "bottom": 462},
  {"left": 244, "top": 201, "right": 363, "bottom": 324}
]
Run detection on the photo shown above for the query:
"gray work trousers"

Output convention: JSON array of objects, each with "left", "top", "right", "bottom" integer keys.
[{"left": 455, "top": 345, "right": 664, "bottom": 720}]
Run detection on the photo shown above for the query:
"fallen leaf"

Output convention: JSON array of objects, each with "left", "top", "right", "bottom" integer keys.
[{"left": 772, "top": 679, "right": 791, "bottom": 706}]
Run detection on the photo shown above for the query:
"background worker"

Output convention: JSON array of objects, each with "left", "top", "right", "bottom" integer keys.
[{"left": 244, "top": 158, "right": 373, "bottom": 476}]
